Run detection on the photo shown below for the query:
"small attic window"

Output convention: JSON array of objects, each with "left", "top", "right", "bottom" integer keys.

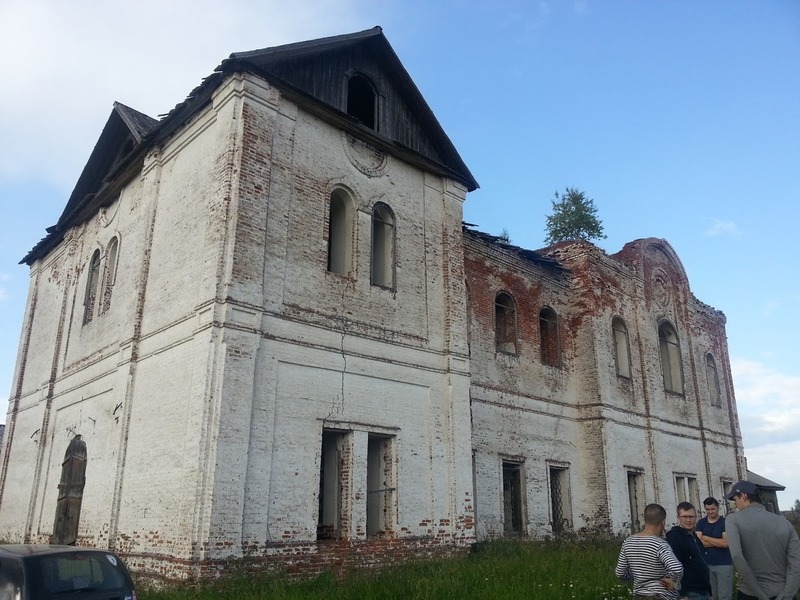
[{"left": 347, "top": 74, "right": 376, "bottom": 130}]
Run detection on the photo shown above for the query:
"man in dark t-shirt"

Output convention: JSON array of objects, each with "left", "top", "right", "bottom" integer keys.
[{"left": 696, "top": 497, "right": 732, "bottom": 600}]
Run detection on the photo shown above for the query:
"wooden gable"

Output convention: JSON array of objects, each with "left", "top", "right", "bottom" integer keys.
[
  {"left": 227, "top": 27, "right": 477, "bottom": 191},
  {"left": 23, "top": 103, "right": 157, "bottom": 264}
]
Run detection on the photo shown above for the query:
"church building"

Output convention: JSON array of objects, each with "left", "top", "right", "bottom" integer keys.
[{"left": 0, "top": 27, "right": 744, "bottom": 579}]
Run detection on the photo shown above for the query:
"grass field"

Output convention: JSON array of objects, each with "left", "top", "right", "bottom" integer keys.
[{"left": 139, "top": 538, "right": 633, "bottom": 600}]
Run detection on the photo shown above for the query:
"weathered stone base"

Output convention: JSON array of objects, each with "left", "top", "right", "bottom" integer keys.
[{"left": 125, "top": 537, "right": 470, "bottom": 584}]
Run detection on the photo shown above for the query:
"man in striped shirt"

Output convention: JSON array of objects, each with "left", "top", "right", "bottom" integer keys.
[{"left": 617, "top": 503, "right": 684, "bottom": 599}]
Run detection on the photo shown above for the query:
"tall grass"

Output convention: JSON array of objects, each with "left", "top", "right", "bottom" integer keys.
[{"left": 140, "top": 538, "right": 633, "bottom": 600}]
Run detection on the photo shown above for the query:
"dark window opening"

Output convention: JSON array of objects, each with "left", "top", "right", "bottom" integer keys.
[
  {"left": 502, "top": 461, "right": 524, "bottom": 534},
  {"left": 347, "top": 75, "right": 376, "bottom": 130}
]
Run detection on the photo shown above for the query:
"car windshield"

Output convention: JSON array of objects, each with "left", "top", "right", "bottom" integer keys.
[{"left": 34, "top": 552, "right": 127, "bottom": 594}]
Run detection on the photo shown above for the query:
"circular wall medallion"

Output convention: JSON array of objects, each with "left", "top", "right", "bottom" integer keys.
[
  {"left": 652, "top": 267, "right": 672, "bottom": 308},
  {"left": 341, "top": 132, "right": 388, "bottom": 177}
]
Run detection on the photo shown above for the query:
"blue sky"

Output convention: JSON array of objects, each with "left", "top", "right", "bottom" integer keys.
[{"left": 1, "top": 1, "right": 798, "bottom": 507}]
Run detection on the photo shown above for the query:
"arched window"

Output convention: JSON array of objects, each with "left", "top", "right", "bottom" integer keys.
[
  {"left": 495, "top": 292, "right": 518, "bottom": 355},
  {"left": 612, "top": 317, "right": 631, "bottom": 378},
  {"left": 706, "top": 353, "right": 721, "bottom": 407},
  {"left": 83, "top": 250, "right": 101, "bottom": 324},
  {"left": 540, "top": 307, "right": 561, "bottom": 367},
  {"left": 658, "top": 321, "right": 684, "bottom": 393},
  {"left": 327, "top": 189, "right": 354, "bottom": 276},
  {"left": 371, "top": 203, "right": 395, "bottom": 288},
  {"left": 100, "top": 237, "right": 119, "bottom": 314},
  {"left": 347, "top": 74, "right": 377, "bottom": 130}
]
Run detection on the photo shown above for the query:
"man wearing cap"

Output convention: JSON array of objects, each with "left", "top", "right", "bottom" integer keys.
[{"left": 725, "top": 480, "right": 800, "bottom": 600}]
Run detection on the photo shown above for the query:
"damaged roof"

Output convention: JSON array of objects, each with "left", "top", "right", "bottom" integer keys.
[
  {"left": 463, "top": 226, "right": 567, "bottom": 272},
  {"left": 23, "top": 27, "right": 477, "bottom": 265}
]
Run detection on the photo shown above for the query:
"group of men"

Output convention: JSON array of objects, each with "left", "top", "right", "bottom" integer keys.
[{"left": 615, "top": 480, "right": 800, "bottom": 600}]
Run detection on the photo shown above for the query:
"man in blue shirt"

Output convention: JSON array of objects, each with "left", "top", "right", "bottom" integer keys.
[{"left": 696, "top": 497, "right": 733, "bottom": 600}]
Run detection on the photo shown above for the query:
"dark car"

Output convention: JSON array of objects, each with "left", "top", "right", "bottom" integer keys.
[{"left": 0, "top": 544, "right": 137, "bottom": 600}]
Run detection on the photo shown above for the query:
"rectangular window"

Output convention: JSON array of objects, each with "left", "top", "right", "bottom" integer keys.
[
  {"left": 627, "top": 470, "right": 645, "bottom": 533},
  {"left": 674, "top": 473, "right": 699, "bottom": 508},
  {"left": 548, "top": 465, "right": 571, "bottom": 532},
  {"left": 721, "top": 479, "right": 733, "bottom": 514},
  {"left": 318, "top": 430, "right": 350, "bottom": 540},
  {"left": 367, "top": 434, "right": 395, "bottom": 537},
  {"left": 688, "top": 477, "right": 700, "bottom": 509},
  {"left": 502, "top": 461, "right": 524, "bottom": 534}
]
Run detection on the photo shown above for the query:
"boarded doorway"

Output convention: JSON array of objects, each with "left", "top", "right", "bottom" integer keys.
[{"left": 52, "top": 435, "right": 87, "bottom": 545}]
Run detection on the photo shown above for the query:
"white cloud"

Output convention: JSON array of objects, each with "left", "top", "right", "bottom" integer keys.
[
  {"left": 743, "top": 441, "right": 800, "bottom": 509},
  {"left": 731, "top": 357, "right": 800, "bottom": 449},
  {"left": 705, "top": 219, "right": 740, "bottom": 236},
  {"left": 0, "top": 0, "right": 372, "bottom": 190},
  {"left": 732, "top": 358, "right": 800, "bottom": 507}
]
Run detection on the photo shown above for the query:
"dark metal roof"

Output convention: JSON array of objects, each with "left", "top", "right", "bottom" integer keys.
[
  {"left": 224, "top": 27, "right": 477, "bottom": 190},
  {"left": 114, "top": 101, "right": 159, "bottom": 142},
  {"left": 22, "top": 103, "right": 159, "bottom": 264},
  {"left": 23, "top": 27, "right": 478, "bottom": 265},
  {"left": 230, "top": 26, "right": 384, "bottom": 63},
  {"left": 747, "top": 469, "right": 786, "bottom": 491}
]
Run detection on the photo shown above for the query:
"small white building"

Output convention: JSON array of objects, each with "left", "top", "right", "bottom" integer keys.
[{"left": 0, "top": 27, "right": 744, "bottom": 579}]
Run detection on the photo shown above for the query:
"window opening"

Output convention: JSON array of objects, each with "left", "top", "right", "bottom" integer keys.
[
  {"left": 688, "top": 477, "right": 700, "bottom": 509},
  {"left": 83, "top": 251, "right": 101, "bottom": 324},
  {"left": 659, "top": 321, "right": 684, "bottom": 393},
  {"left": 347, "top": 75, "right": 376, "bottom": 130},
  {"left": 548, "top": 466, "right": 571, "bottom": 532},
  {"left": 706, "top": 353, "right": 721, "bottom": 407},
  {"left": 53, "top": 435, "right": 87, "bottom": 545},
  {"left": 502, "top": 461, "right": 524, "bottom": 534},
  {"left": 721, "top": 479, "right": 733, "bottom": 514},
  {"left": 612, "top": 317, "right": 631, "bottom": 378},
  {"left": 540, "top": 307, "right": 561, "bottom": 367},
  {"left": 100, "top": 237, "right": 119, "bottom": 314},
  {"left": 495, "top": 293, "right": 518, "bottom": 355},
  {"left": 674, "top": 474, "right": 699, "bottom": 507},
  {"left": 627, "top": 470, "right": 645, "bottom": 533},
  {"left": 327, "top": 189, "right": 354, "bottom": 276},
  {"left": 367, "top": 434, "right": 395, "bottom": 537},
  {"left": 371, "top": 203, "right": 395, "bottom": 288},
  {"left": 318, "top": 430, "right": 350, "bottom": 540}
]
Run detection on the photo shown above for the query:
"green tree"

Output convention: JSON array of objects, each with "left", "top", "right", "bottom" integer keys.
[
  {"left": 544, "top": 187, "right": 606, "bottom": 245},
  {"left": 789, "top": 499, "right": 800, "bottom": 536}
]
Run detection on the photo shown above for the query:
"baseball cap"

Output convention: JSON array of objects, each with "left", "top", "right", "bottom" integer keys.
[{"left": 725, "top": 480, "right": 758, "bottom": 500}]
